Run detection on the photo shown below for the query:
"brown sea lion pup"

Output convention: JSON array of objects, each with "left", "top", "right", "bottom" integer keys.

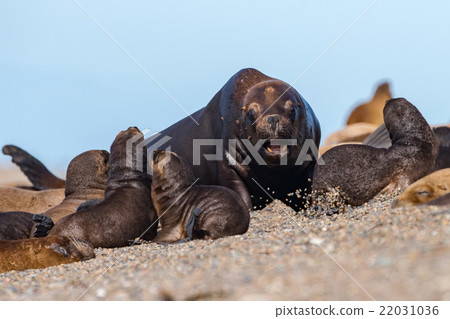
[
  {"left": 0, "top": 236, "right": 94, "bottom": 273},
  {"left": 0, "top": 211, "right": 34, "bottom": 240},
  {"left": 46, "top": 127, "right": 158, "bottom": 248},
  {"left": 312, "top": 98, "right": 439, "bottom": 206},
  {"left": 0, "top": 187, "right": 64, "bottom": 214},
  {"left": 346, "top": 82, "right": 392, "bottom": 126},
  {"left": 31, "top": 150, "right": 109, "bottom": 235},
  {"left": 322, "top": 123, "right": 378, "bottom": 146},
  {"left": 391, "top": 168, "right": 450, "bottom": 207},
  {"left": 2, "top": 145, "right": 66, "bottom": 190},
  {"left": 151, "top": 150, "right": 250, "bottom": 243}
]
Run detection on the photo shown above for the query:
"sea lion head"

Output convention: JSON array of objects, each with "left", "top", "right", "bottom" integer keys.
[
  {"left": 151, "top": 150, "right": 194, "bottom": 189},
  {"left": 65, "top": 150, "right": 110, "bottom": 195},
  {"left": 392, "top": 168, "right": 450, "bottom": 207},
  {"left": 109, "top": 126, "right": 147, "bottom": 177},
  {"left": 241, "top": 80, "right": 313, "bottom": 166}
]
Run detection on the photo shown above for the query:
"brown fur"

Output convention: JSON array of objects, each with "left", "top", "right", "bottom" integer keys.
[
  {"left": 346, "top": 82, "right": 392, "bottom": 126},
  {"left": 0, "top": 236, "right": 94, "bottom": 273},
  {"left": 48, "top": 127, "right": 158, "bottom": 248},
  {"left": 151, "top": 151, "right": 250, "bottom": 243},
  {"left": 392, "top": 168, "right": 450, "bottom": 207},
  {"left": 0, "top": 187, "right": 64, "bottom": 214}
]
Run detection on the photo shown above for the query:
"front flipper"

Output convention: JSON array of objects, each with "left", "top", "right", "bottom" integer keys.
[{"left": 32, "top": 214, "right": 55, "bottom": 237}]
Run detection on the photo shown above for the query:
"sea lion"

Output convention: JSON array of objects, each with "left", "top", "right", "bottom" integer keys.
[
  {"left": 312, "top": 98, "right": 439, "bottom": 206},
  {"left": 0, "top": 211, "right": 34, "bottom": 240},
  {"left": 391, "top": 168, "right": 450, "bottom": 207},
  {"left": 0, "top": 236, "right": 94, "bottom": 273},
  {"left": 35, "top": 150, "right": 108, "bottom": 224},
  {"left": 151, "top": 150, "right": 250, "bottom": 243},
  {"left": 0, "top": 187, "right": 65, "bottom": 214},
  {"left": 146, "top": 68, "right": 321, "bottom": 210},
  {"left": 2, "top": 145, "right": 66, "bottom": 190},
  {"left": 346, "top": 82, "right": 392, "bottom": 126},
  {"left": 322, "top": 123, "right": 378, "bottom": 146},
  {"left": 364, "top": 124, "right": 450, "bottom": 171},
  {"left": 46, "top": 127, "right": 158, "bottom": 248},
  {"left": 422, "top": 193, "right": 450, "bottom": 207}
]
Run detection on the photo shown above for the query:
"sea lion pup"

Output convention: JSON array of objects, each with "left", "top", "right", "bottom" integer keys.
[
  {"left": 47, "top": 127, "right": 158, "bottom": 248},
  {"left": 0, "top": 212, "right": 34, "bottom": 240},
  {"left": 0, "top": 187, "right": 64, "bottom": 214},
  {"left": 346, "top": 82, "right": 392, "bottom": 126},
  {"left": 32, "top": 150, "right": 109, "bottom": 230},
  {"left": 146, "top": 68, "right": 321, "bottom": 211},
  {"left": 312, "top": 98, "right": 439, "bottom": 206},
  {"left": 0, "top": 236, "right": 94, "bottom": 273},
  {"left": 151, "top": 150, "right": 250, "bottom": 243},
  {"left": 391, "top": 168, "right": 450, "bottom": 207},
  {"left": 2, "top": 145, "right": 65, "bottom": 190}
]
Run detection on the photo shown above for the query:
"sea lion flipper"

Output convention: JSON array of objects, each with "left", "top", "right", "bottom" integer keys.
[
  {"left": 2, "top": 145, "right": 66, "bottom": 190},
  {"left": 362, "top": 123, "right": 392, "bottom": 148},
  {"left": 186, "top": 208, "right": 201, "bottom": 240},
  {"left": 32, "top": 214, "right": 55, "bottom": 238}
]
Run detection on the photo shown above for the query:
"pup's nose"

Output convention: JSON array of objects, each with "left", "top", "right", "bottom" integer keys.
[{"left": 266, "top": 115, "right": 280, "bottom": 130}]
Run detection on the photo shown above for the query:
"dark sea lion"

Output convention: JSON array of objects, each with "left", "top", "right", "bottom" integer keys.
[
  {"left": 34, "top": 150, "right": 109, "bottom": 226},
  {"left": 147, "top": 68, "right": 321, "bottom": 210},
  {"left": 0, "top": 211, "right": 34, "bottom": 240},
  {"left": 346, "top": 82, "right": 392, "bottom": 126},
  {"left": 151, "top": 150, "right": 250, "bottom": 243},
  {"left": 391, "top": 168, "right": 450, "bottom": 207},
  {"left": 0, "top": 236, "right": 94, "bottom": 273},
  {"left": 2, "top": 145, "right": 66, "bottom": 190},
  {"left": 47, "top": 127, "right": 158, "bottom": 248},
  {"left": 364, "top": 124, "right": 450, "bottom": 171},
  {"left": 0, "top": 187, "right": 65, "bottom": 214},
  {"left": 313, "top": 98, "right": 439, "bottom": 206}
]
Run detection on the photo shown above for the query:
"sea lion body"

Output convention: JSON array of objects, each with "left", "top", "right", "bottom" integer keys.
[
  {"left": 0, "top": 211, "right": 34, "bottom": 240},
  {"left": 2, "top": 145, "right": 65, "bottom": 190},
  {"left": 0, "top": 236, "right": 94, "bottom": 273},
  {"left": 0, "top": 187, "right": 64, "bottom": 214},
  {"left": 346, "top": 82, "right": 391, "bottom": 126},
  {"left": 313, "top": 98, "right": 439, "bottom": 206},
  {"left": 392, "top": 168, "right": 450, "bottom": 207},
  {"left": 48, "top": 127, "right": 158, "bottom": 248},
  {"left": 151, "top": 151, "right": 250, "bottom": 243},
  {"left": 422, "top": 193, "right": 450, "bottom": 207},
  {"left": 147, "top": 68, "right": 320, "bottom": 210}
]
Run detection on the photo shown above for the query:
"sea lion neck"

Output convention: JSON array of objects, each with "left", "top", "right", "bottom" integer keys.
[{"left": 64, "top": 187, "right": 105, "bottom": 201}]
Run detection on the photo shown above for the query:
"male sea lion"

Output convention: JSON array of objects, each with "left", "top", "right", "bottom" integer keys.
[
  {"left": 0, "top": 187, "right": 64, "bottom": 214},
  {"left": 0, "top": 236, "right": 94, "bottom": 273},
  {"left": 313, "top": 98, "right": 439, "bottom": 206},
  {"left": 151, "top": 150, "right": 250, "bottom": 243},
  {"left": 46, "top": 127, "right": 158, "bottom": 248},
  {"left": 0, "top": 211, "right": 34, "bottom": 240},
  {"left": 391, "top": 168, "right": 450, "bottom": 207},
  {"left": 2, "top": 145, "right": 66, "bottom": 190},
  {"left": 147, "top": 68, "right": 321, "bottom": 210},
  {"left": 346, "top": 82, "right": 392, "bottom": 126}
]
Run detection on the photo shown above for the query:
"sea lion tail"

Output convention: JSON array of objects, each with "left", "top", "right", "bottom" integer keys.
[
  {"left": 2, "top": 144, "right": 66, "bottom": 190},
  {"left": 32, "top": 214, "right": 55, "bottom": 238}
]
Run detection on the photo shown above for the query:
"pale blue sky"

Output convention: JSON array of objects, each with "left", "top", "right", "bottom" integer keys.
[{"left": 1, "top": 1, "right": 449, "bottom": 169}]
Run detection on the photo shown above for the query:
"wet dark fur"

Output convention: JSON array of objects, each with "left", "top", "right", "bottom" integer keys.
[
  {"left": 146, "top": 68, "right": 320, "bottom": 211},
  {"left": 0, "top": 211, "right": 34, "bottom": 240},
  {"left": 151, "top": 150, "right": 250, "bottom": 243},
  {"left": 48, "top": 127, "right": 158, "bottom": 248},
  {"left": 313, "top": 98, "right": 439, "bottom": 206},
  {"left": 2, "top": 145, "right": 66, "bottom": 190}
]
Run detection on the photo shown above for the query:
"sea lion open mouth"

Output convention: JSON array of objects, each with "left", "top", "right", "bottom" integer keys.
[{"left": 263, "top": 141, "right": 288, "bottom": 156}]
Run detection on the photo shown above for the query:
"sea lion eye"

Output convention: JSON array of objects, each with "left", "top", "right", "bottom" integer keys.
[
  {"left": 416, "top": 190, "right": 431, "bottom": 197},
  {"left": 247, "top": 109, "right": 256, "bottom": 122}
]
